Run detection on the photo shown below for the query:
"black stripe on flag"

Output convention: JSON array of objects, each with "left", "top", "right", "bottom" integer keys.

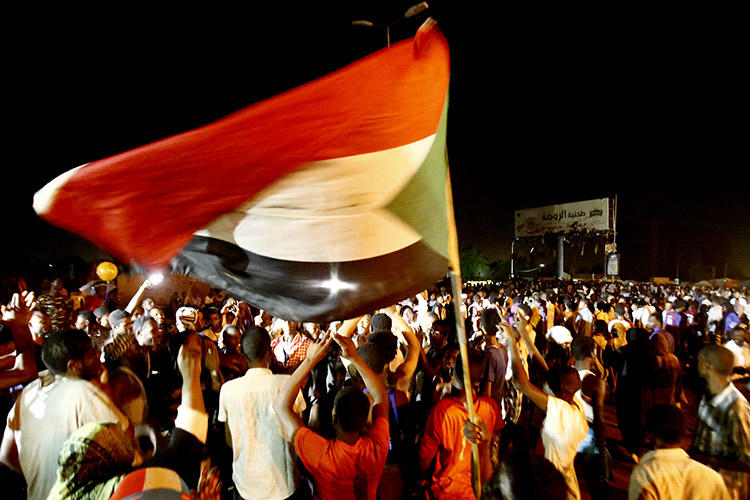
[{"left": 171, "top": 236, "right": 449, "bottom": 323}]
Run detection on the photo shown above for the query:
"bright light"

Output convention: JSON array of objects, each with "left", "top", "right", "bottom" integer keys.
[
  {"left": 539, "top": 264, "right": 546, "bottom": 268},
  {"left": 148, "top": 273, "right": 165, "bottom": 286},
  {"left": 317, "top": 273, "right": 357, "bottom": 295}
]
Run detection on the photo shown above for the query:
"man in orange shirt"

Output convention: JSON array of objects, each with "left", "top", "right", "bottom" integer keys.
[
  {"left": 419, "top": 349, "right": 503, "bottom": 499},
  {"left": 274, "top": 320, "right": 389, "bottom": 500}
]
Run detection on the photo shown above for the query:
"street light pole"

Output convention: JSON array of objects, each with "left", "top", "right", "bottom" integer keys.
[
  {"left": 352, "top": 2, "right": 430, "bottom": 48},
  {"left": 557, "top": 234, "right": 564, "bottom": 279}
]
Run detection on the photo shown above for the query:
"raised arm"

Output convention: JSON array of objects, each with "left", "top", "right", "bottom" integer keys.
[
  {"left": 513, "top": 311, "right": 548, "bottom": 372},
  {"left": 0, "top": 291, "right": 39, "bottom": 391},
  {"left": 335, "top": 316, "right": 361, "bottom": 339},
  {"left": 384, "top": 306, "right": 422, "bottom": 393},
  {"left": 274, "top": 332, "right": 334, "bottom": 442},
  {"left": 125, "top": 277, "right": 152, "bottom": 314},
  {"left": 333, "top": 333, "right": 389, "bottom": 421},
  {"left": 499, "top": 324, "right": 548, "bottom": 411}
]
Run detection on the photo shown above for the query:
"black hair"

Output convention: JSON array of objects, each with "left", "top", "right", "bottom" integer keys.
[
  {"left": 571, "top": 336, "right": 596, "bottom": 361},
  {"left": 241, "top": 326, "right": 272, "bottom": 362},
  {"left": 366, "top": 331, "right": 398, "bottom": 362},
  {"left": 203, "top": 306, "right": 220, "bottom": 317},
  {"left": 432, "top": 319, "right": 451, "bottom": 332},
  {"left": 480, "top": 308, "right": 501, "bottom": 333},
  {"left": 547, "top": 365, "right": 579, "bottom": 395},
  {"left": 545, "top": 342, "right": 570, "bottom": 367},
  {"left": 647, "top": 404, "right": 685, "bottom": 445},
  {"left": 370, "top": 313, "right": 392, "bottom": 333},
  {"left": 454, "top": 348, "right": 486, "bottom": 382},
  {"left": 333, "top": 386, "right": 370, "bottom": 432},
  {"left": 517, "top": 303, "right": 533, "bottom": 317},
  {"left": 613, "top": 304, "right": 625, "bottom": 316},
  {"left": 357, "top": 341, "right": 392, "bottom": 374},
  {"left": 399, "top": 305, "right": 414, "bottom": 316},
  {"left": 42, "top": 329, "right": 93, "bottom": 375},
  {"left": 593, "top": 319, "right": 608, "bottom": 334}
]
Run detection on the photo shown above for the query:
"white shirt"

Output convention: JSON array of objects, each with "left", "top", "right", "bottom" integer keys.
[
  {"left": 577, "top": 308, "right": 594, "bottom": 325},
  {"left": 541, "top": 396, "right": 589, "bottom": 500},
  {"left": 708, "top": 305, "right": 724, "bottom": 332},
  {"left": 724, "top": 340, "right": 750, "bottom": 369},
  {"left": 6, "top": 374, "right": 130, "bottom": 500},
  {"left": 628, "top": 448, "right": 730, "bottom": 500},
  {"left": 218, "top": 368, "right": 306, "bottom": 500}
]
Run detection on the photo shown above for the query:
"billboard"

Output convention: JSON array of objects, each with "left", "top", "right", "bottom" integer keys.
[{"left": 514, "top": 198, "right": 611, "bottom": 237}]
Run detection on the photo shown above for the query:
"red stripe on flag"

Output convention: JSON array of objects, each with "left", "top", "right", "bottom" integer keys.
[{"left": 39, "top": 22, "right": 449, "bottom": 268}]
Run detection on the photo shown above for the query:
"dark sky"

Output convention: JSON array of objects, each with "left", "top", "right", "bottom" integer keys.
[{"left": 3, "top": 3, "right": 747, "bottom": 280}]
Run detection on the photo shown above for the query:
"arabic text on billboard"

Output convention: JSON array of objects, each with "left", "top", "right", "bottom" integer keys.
[{"left": 515, "top": 198, "right": 611, "bottom": 237}]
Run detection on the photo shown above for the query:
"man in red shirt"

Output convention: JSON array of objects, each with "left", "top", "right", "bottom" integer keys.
[
  {"left": 419, "top": 349, "right": 503, "bottom": 499},
  {"left": 274, "top": 319, "right": 389, "bottom": 500}
]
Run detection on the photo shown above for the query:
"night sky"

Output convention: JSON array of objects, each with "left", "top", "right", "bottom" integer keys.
[{"left": 3, "top": 3, "right": 747, "bottom": 281}]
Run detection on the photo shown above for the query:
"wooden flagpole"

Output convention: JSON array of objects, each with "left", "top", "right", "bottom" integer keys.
[{"left": 444, "top": 159, "right": 482, "bottom": 498}]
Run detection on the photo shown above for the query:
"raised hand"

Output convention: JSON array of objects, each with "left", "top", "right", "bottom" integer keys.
[
  {"left": 177, "top": 341, "right": 202, "bottom": 381},
  {"left": 305, "top": 331, "right": 334, "bottom": 365},
  {"left": 2, "top": 291, "right": 36, "bottom": 325},
  {"left": 332, "top": 332, "right": 358, "bottom": 360},
  {"left": 496, "top": 322, "right": 516, "bottom": 348}
]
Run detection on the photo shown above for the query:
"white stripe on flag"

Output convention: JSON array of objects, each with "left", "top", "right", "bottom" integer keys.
[{"left": 195, "top": 134, "right": 436, "bottom": 262}]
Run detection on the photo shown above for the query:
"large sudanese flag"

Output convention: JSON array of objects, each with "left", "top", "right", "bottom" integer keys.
[{"left": 33, "top": 19, "right": 453, "bottom": 323}]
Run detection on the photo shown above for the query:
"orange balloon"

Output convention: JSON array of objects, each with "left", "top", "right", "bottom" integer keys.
[{"left": 96, "top": 262, "right": 119, "bottom": 282}]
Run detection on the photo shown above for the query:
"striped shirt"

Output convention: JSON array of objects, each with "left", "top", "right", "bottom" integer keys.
[{"left": 693, "top": 383, "right": 750, "bottom": 500}]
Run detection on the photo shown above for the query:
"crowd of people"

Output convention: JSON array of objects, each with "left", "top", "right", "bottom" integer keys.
[{"left": 0, "top": 273, "right": 748, "bottom": 499}]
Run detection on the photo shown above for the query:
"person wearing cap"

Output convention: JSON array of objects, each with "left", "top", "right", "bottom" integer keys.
[
  {"left": 547, "top": 325, "right": 573, "bottom": 347},
  {"left": 629, "top": 404, "right": 730, "bottom": 500},
  {"left": 176, "top": 306, "right": 201, "bottom": 333}
]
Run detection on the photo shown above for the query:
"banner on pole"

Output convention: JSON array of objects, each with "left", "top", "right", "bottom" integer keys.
[{"left": 607, "top": 253, "right": 619, "bottom": 276}]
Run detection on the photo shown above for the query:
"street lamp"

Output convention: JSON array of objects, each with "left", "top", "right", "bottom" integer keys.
[{"left": 352, "top": 2, "right": 429, "bottom": 47}]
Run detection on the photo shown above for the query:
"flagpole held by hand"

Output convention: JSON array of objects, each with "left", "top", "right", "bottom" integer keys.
[{"left": 445, "top": 157, "right": 482, "bottom": 498}]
